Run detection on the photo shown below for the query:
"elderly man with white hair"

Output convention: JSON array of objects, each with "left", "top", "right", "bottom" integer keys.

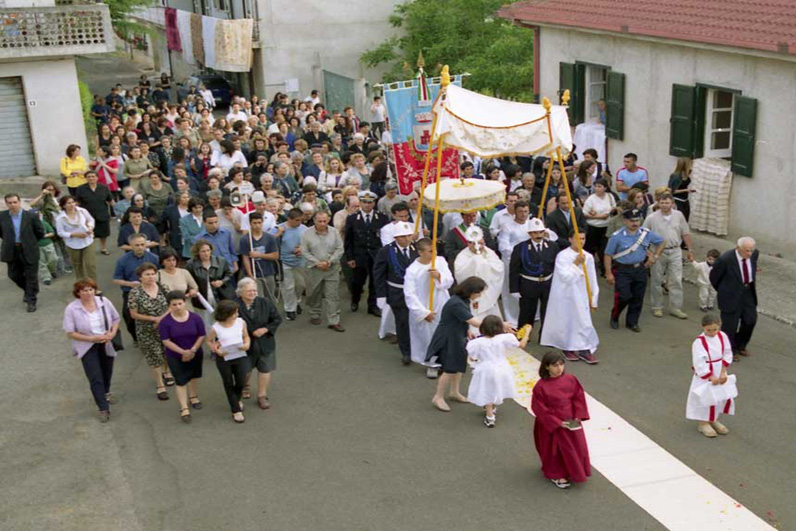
[{"left": 710, "top": 236, "right": 759, "bottom": 360}]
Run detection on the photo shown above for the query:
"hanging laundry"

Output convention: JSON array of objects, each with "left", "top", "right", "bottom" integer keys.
[
  {"left": 191, "top": 13, "right": 204, "bottom": 66},
  {"left": 176, "top": 9, "right": 195, "bottom": 65},
  {"left": 164, "top": 7, "right": 181, "bottom": 52},
  {"left": 214, "top": 18, "right": 254, "bottom": 72},
  {"left": 202, "top": 15, "right": 217, "bottom": 69}
]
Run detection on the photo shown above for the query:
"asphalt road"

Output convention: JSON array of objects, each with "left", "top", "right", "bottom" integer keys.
[{"left": 0, "top": 228, "right": 792, "bottom": 530}]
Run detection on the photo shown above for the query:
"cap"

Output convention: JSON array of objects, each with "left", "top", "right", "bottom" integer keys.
[
  {"left": 385, "top": 182, "right": 398, "bottom": 191},
  {"left": 251, "top": 191, "right": 266, "bottom": 204},
  {"left": 358, "top": 190, "right": 378, "bottom": 201},
  {"left": 393, "top": 221, "right": 414, "bottom": 237},
  {"left": 465, "top": 226, "right": 484, "bottom": 243},
  {"left": 623, "top": 208, "right": 643, "bottom": 220},
  {"left": 527, "top": 217, "right": 546, "bottom": 232}
]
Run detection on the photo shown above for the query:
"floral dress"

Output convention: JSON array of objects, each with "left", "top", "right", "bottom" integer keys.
[{"left": 128, "top": 282, "right": 168, "bottom": 367}]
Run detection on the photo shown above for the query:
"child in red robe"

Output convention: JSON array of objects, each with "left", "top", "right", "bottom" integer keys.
[{"left": 531, "top": 351, "right": 591, "bottom": 489}]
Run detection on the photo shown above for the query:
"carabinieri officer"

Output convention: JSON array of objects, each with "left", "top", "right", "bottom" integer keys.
[{"left": 604, "top": 208, "right": 664, "bottom": 332}]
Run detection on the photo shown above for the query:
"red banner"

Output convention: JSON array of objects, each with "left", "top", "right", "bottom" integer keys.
[{"left": 393, "top": 142, "right": 460, "bottom": 195}]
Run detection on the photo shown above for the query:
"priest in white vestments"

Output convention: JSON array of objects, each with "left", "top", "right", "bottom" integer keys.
[
  {"left": 541, "top": 232, "right": 600, "bottom": 364},
  {"left": 454, "top": 226, "right": 504, "bottom": 323},
  {"left": 404, "top": 239, "right": 454, "bottom": 364}
]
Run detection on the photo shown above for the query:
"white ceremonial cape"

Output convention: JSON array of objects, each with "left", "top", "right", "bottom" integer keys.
[
  {"left": 685, "top": 332, "right": 736, "bottom": 422},
  {"left": 404, "top": 257, "right": 454, "bottom": 364},
  {"left": 454, "top": 246, "right": 504, "bottom": 321},
  {"left": 540, "top": 247, "right": 599, "bottom": 353}
]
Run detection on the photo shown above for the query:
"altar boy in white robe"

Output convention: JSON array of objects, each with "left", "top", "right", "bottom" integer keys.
[
  {"left": 404, "top": 238, "right": 454, "bottom": 365},
  {"left": 686, "top": 314, "right": 736, "bottom": 438},
  {"left": 541, "top": 230, "right": 600, "bottom": 364},
  {"left": 454, "top": 226, "right": 504, "bottom": 324}
]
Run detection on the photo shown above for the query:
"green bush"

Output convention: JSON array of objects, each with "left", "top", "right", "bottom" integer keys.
[{"left": 78, "top": 80, "right": 95, "bottom": 154}]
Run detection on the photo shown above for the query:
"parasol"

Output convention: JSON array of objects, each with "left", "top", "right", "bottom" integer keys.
[{"left": 422, "top": 177, "right": 506, "bottom": 214}]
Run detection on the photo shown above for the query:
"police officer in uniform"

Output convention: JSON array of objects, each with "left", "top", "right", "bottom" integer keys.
[
  {"left": 509, "top": 217, "right": 563, "bottom": 341},
  {"left": 344, "top": 190, "right": 388, "bottom": 316},
  {"left": 604, "top": 208, "right": 664, "bottom": 332},
  {"left": 373, "top": 222, "right": 418, "bottom": 365}
]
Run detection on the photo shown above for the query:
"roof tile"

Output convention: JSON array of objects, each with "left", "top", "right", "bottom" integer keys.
[{"left": 499, "top": 0, "right": 796, "bottom": 54}]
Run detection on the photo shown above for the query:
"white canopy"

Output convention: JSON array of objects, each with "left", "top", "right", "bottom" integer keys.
[{"left": 432, "top": 84, "right": 573, "bottom": 157}]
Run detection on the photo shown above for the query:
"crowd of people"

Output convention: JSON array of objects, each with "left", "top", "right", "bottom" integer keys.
[{"left": 0, "top": 79, "right": 756, "bottom": 489}]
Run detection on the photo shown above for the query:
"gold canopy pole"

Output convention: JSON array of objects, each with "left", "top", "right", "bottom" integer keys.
[
  {"left": 553, "top": 146, "right": 594, "bottom": 310},
  {"left": 537, "top": 91, "right": 568, "bottom": 219},
  {"left": 414, "top": 111, "right": 438, "bottom": 236},
  {"left": 428, "top": 65, "right": 451, "bottom": 311}
]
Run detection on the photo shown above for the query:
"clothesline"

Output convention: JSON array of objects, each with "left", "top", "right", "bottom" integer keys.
[{"left": 164, "top": 7, "right": 254, "bottom": 73}]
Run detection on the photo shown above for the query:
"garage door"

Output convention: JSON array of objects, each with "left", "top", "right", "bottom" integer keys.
[{"left": 0, "top": 77, "right": 36, "bottom": 178}]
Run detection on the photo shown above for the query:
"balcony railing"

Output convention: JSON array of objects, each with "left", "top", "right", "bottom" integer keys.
[{"left": 0, "top": 4, "right": 114, "bottom": 59}]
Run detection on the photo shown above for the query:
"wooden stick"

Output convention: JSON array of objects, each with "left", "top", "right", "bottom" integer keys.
[
  {"left": 554, "top": 147, "right": 594, "bottom": 310},
  {"left": 537, "top": 150, "right": 555, "bottom": 219}
]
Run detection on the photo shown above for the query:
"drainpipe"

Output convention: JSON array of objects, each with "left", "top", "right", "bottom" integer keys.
[{"left": 532, "top": 25, "right": 540, "bottom": 103}]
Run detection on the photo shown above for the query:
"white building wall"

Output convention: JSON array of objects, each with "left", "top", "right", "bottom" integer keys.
[
  {"left": 254, "top": 0, "right": 402, "bottom": 115},
  {"left": 538, "top": 27, "right": 796, "bottom": 252},
  {"left": 0, "top": 58, "right": 87, "bottom": 177}
]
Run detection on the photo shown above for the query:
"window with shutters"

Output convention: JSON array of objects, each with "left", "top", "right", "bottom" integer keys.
[
  {"left": 704, "top": 89, "right": 735, "bottom": 159},
  {"left": 586, "top": 66, "right": 607, "bottom": 122},
  {"left": 669, "top": 84, "right": 757, "bottom": 177}
]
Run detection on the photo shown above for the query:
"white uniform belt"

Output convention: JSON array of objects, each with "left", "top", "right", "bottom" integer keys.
[
  {"left": 520, "top": 274, "right": 552, "bottom": 282},
  {"left": 387, "top": 281, "right": 404, "bottom": 289}
]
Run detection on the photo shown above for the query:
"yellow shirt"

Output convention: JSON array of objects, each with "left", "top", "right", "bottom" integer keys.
[{"left": 60, "top": 156, "right": 88, "bottom": 189}]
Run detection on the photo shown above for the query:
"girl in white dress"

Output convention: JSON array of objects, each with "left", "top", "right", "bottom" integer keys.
[
  {"left": 467, "top": 316, "right": 530, "bottom": 427},
  {"left": 685, "top": 314, "right": 736, "bottom": 438}
]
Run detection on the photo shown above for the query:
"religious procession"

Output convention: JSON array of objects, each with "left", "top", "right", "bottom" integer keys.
[{"left": 2, "top": 1, "right": 788, "bottom": 528}]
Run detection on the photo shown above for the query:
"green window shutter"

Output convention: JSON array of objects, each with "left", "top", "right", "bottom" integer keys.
[
  {"left": 731, "top": 96, "right": 757, "bottom": 177},
  {"left": 559, "top": 62, "right": 585, "bottom": 125},
  {"left": 669, "top": 84, "right": 697, "bottom": 157},
  {"left": 605, "top": 71, "right": 625, "bottom": 140}
]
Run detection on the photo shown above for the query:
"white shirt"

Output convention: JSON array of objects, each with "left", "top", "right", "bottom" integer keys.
[
  {"left": 211, "top": 150, "right": 248, "bottom": 171},
  {"left": 55, "top": 207, "right": 95, "bottom": 250},
  {"left": 582, "top": 193, "right": 615, "bottom": 228},
  {"left": 226, "top": 111, "right": 248, "bottom": 123},
  {"left": 489, "top": 208, "right": 514, "bottom": 238},
  {"left": 240, "top": 210, "right": 276, "bottom": 233},
  {"left": 735, "top": 250, "right": 754, "bottom": 283},
  {"left": 370, "top": 103, "right": 386, "bottom": 122},
  {"left": 88, "top": 309, "right": 106, "bottom": 335}
]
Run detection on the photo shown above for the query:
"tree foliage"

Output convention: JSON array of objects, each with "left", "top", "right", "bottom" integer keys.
[
  {"left": 105, "top": 0, "right": 156, "bottom": 38},
  {"left": 361, "top": 0, "right": 534, "bottom": 101}
]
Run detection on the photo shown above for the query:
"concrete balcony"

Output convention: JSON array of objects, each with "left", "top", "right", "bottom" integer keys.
[{"left": 0, "top": 4, "right": 114, "bottom": 60}]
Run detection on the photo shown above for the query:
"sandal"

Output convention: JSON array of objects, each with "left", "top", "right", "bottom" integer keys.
[
  {"left": 156, "top": 387, "right": 169, "bottom": 401},
  {"left": 100, "top": 249, "right": 110, "bottom": 256},
  {"left": 232, "top": 412, "right": 245, "bottom": 424},
  {"left": 163, "top": 375, "right": 176, "bottom": 387},
  {"left": 242, "top": 385, "right": 251, "bottom": 399},
  {"left": 258, "top": 396, "right": 270, "bottom": 410},
  {"left": 189, "top": 396, "right": 203, "bottom": 410},
  {"left": 551, "top": 479, "right": 570, "bottom": 489},
  {"left": 180, "top": 407, "right": 192, "bottom": 423}
]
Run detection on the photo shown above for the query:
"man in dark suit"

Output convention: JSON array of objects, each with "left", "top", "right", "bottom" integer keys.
[
  {"left": 0, "top": 193, "right": 45, "bottom": 312},
  {"left": 545, "top": 191, "right": 586, "bottom": 243},
  {"left": 710, "top": 237, "right": 759, "bottom": 359},
  {"left": 509, "top": 218, "right": 563, "bottom": 342},
  {"left": 344, "top": 191, "right": 388, "bottom": 316},
  {"left": 373, "top": 222, "right": 418, "bottom": 365}
]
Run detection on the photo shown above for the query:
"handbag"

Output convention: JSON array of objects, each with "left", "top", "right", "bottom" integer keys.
[{"left": 100, "top": 296, "right": 124, "bottom": 352}]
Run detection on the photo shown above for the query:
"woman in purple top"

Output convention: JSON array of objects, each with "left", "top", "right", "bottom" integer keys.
[
  {"left": 158, "top": 291, "right": 206, "bottom": 423},
  {"left": 63, "top": 278, "right": 121, "bottom": 423}
]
